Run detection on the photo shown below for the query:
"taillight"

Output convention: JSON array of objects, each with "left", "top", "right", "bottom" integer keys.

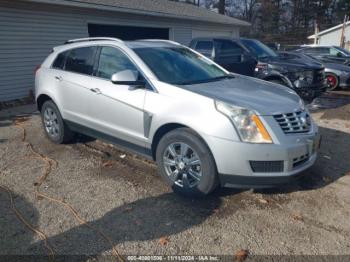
[{"left": 34, "top": 65, "right": 41, "bottom": 75}]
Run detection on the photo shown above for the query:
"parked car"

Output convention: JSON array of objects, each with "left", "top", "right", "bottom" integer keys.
[
  {"left": 189, "top": 37, "right": 257, "bottom": 76},
  {"left": 35, "top": 38, "right": 320, "bottom": 197},
  {"left": 240, "top": 38, "right": 326, "bottom": 101},
  {"left": 294, "top": 45, "right": 350, "bottom": 66},
  {"left": 279, "top": 51, "right": 350, "bottom": 91}
]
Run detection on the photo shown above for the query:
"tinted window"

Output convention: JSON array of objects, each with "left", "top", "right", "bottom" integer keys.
[
  {"left": 196, "top": 41, "right": 213, "bottom": 53},
  {"left": 134, "top": 47, "right": 228, "bottom": 85},
  {"left": 96, "top": 47, "right": 138, "bottom": 80},
  {"left": 52, "top": 51, "right": 68, "bottom": 69},
  {"left": 241, "top": 39, "right": 278, "bottom": 58},
  {"left": 304, "top": 47, "right": 329, "bottom": 55},
  {"left": 216, "top": 40, "right": 243, "bottom": 55},
  {"left": 65, "top": 47, "right": 97, "bottom": 75}
]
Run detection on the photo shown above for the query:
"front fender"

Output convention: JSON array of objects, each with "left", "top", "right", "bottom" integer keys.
[{"left": 259, "top": 70, "right": 294, "bottom": 88}]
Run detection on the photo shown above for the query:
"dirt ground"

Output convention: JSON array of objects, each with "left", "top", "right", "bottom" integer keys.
[{"left": 1, "top": 92, "right": 350, "bottom": 260}]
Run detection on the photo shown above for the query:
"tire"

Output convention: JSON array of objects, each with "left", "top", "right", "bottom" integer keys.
[
  {"left": 156, "top": 128, "right": 218, "bottom": 197},
  {"left": 325, "top": 73, "right": 339, "bottom": 91},
  {"left": 41, "top": 100, "right": 74, "bottom": 144}
]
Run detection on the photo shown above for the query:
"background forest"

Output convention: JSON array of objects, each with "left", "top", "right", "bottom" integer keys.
[{"left": 172, "top": 0, "right": 350, "bottom": 44}]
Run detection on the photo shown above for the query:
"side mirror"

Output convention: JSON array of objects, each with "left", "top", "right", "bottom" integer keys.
[{"left": 111, "top": 70, "right": 145, "bottom": 86}]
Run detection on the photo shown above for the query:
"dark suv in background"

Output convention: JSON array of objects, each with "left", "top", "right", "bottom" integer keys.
[
  {"left": 191, "top": 37, "right": 326, "bottom": 100},
  {"left": 189, "top": 38, "right": 257, "bottom": 76}
]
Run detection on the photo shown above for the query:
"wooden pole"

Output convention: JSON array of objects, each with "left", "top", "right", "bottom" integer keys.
[
  {"left": 314, "top": 21, "right": 319, "bottom": 45},
  {"left": 340, "top": 15, "right": 348, "bottom": 48}
]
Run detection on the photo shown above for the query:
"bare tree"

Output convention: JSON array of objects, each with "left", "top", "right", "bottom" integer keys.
[{"left": 218, "top": 0, "right": 225, "bottom": 14}]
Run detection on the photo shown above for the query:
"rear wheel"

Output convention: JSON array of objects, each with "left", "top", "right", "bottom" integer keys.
[
  {"left": 41, "top": 100, "right": 74, "bottom": 144},
  {"left": 325, "top": 73, "right": 339, "bottom": 91},
  {"left": 156, "top": 128, "right": 218, "bottom": 197}
]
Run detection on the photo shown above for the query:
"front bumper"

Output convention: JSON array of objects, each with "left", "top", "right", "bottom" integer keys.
[
  {"left": 202, "top": 132, "right": 321, "bottom": 189},
  {"left": 294, "top": 83, "right": 327, "bottom": 100}
]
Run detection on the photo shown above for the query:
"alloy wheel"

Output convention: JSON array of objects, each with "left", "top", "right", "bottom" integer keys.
[
  {"left": 43, "top": 107, "right": 60, "bottom": 138},
  {"left": 326, "top": 74, "right": 338, "bottom": 91},
  {"left": 163, "top": 142, "right": 202, "bottom": 188}
]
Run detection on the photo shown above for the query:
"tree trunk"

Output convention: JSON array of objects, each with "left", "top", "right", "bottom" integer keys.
[{"left": 218, "top": 0, "right": 225, "bottom": 14}]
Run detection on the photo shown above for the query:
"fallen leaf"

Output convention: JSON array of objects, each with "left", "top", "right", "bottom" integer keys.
[
  {"left": 235, "top": 249, "right": 249, "bottom": 262},
  {"left": 158, "top": 236, "right": 169, "bottom": 246},
  {"left": 322, "top": 176, "right": 332, "bottom": 183},
  {"left": 258, "top": 198, "right": 268, "bottom": 204},
  {"left": 36, "top": 195, "right": 44, "bottom": 201},
  {"left": 124, "top": 206, "right": 133, "bottom": 212},
  {"left": 292, "top": 213, "right": 303, "bottom": 221},
  {"left": 102, "top": 160, "right": 113, "bottom": 168}
]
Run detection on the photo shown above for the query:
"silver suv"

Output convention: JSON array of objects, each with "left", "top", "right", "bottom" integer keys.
[{"left": 35, "top": 38, "right": 320, "bottom": 196}]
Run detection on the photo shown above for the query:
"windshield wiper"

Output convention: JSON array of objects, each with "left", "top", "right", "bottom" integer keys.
[{"left": 177, "top": 75, "right": 235, "bottom": 85}]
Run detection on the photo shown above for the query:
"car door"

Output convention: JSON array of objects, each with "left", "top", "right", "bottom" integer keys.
[
  {"left": 84, "top": 46, "right": 147, "bottom": 147},
  {"left": 213, "top": 39, "right": 257, "bottom": 76},
  {"left": 55, "top": 46, "right": 98, "bottom": 127}
]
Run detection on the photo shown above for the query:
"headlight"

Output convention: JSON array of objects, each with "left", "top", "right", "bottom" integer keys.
[
  {"left": 294, "top": 70, "right": 314, "bottom": 84},
  {"left": 215, "top": 101, "right": 273, "bottom": 144}
]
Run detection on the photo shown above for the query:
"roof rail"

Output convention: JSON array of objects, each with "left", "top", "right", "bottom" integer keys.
[
  {"left": 64, "top": 37, "right": 123, "bottom": 44},
  {"left": 140, "top": 39, "right": 181, "bottom": 45}
]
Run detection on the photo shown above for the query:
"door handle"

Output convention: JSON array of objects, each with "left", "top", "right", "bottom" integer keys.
[
  {"left": 55, "top": 76, "right": 63, "bottom": 81},
  {"left": 90, "top": 88, "right": 102, "bottom": 94}
]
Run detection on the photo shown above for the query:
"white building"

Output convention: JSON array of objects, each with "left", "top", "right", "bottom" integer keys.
[
  {"left": 0, "top": 0, "right": 249, "bottom": 102},
  {"left": 308, "top": 21, "right": 350, "bottom": 49}
]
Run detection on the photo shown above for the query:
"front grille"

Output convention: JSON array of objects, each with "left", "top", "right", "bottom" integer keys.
[
  {"left": 250, "top": 161, "right": 284, "bottom": 173},
  {"left": 274, "top": 111, "right": 311, "bottom": 134},
  {"left": 293, "top": 153, "right": 310, "bottom": 168},
  {"left": 313, "top": 69, "right": 325, "bottom": 83}
]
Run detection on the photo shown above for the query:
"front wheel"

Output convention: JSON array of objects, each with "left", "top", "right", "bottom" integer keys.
[
  {"left": 325, "top": 73, "right": 339, "bottom": 91},
  {"left": 156, "top": 128, "right": 218, "bottom": 197}
]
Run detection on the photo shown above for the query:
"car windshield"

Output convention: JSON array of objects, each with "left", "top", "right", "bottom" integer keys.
[
  {"left": 334, "top": 46, "right": 350, "bottom": 56},
  {"left": 133, "top": 47, "right": 230, "bottom": 85},
  {"left": 241, "top": 39, "right": 278, "bottom": 59}
]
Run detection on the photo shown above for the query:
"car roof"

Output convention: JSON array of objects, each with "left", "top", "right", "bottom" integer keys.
[
  {"left": 53, "top": 38, "right": 182, "bottom": 52},
  {"left": 191, "top": 37, "right": 240, "bottom": 42},
  {"left": 125, "top": 40, "right": 181, "bottom": 49}
]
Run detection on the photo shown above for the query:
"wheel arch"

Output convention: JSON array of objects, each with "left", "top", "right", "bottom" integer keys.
[
  {"left": 150, "top": 123, "right": 214, "bottom": 163},
  {"left": 36, "top": 93, "right": 57, "bottom": 112}
]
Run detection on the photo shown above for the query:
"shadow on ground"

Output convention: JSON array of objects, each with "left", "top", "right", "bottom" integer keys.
[
  {"left": 0, "top": 188, "right": 39, "bottom": 255},
  {"left": 29, "top": 192, "right": 231, "bottom": 255},
  {"left": 308, "top": 90, "right": 350, "bottom": 112}
]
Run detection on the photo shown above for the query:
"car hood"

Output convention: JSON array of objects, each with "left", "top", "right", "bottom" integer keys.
[
  {"left": 180, "top": 75, "right": 303, "bottom": 115},
  {"left": 324, "top": 62, "right": 350, "bottom": 72},
  {"left": 261, "top": 56, "right": 323, "bottom": 71}
]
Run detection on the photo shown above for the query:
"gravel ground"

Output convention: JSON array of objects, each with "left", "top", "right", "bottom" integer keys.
[{"left": 0, "top": 93, "right": 350, "bottom": 260}]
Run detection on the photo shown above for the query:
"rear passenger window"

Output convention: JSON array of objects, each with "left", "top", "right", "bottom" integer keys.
[
  {"left": 65, "top": 47, "right": 97, "bottom": 75},
  {"left": 216, "top": 40, "right": 243, "bottom": 56},
  {"left": 96, "top": 47, "right": 138, "bottom": 80},
  {"left": 196, "top": 41, "right": 213, "bottom": 52},
  {"left": 52, "top": 51, "right": 68, "bottom": 69}
]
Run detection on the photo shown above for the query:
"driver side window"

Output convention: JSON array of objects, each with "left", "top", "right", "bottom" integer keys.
[
  {"left": 96, "top": 47, "right": 138, "bottom": 80},
  {"left": 330, "top": 48, "right": 342, "bottom": 56}
]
